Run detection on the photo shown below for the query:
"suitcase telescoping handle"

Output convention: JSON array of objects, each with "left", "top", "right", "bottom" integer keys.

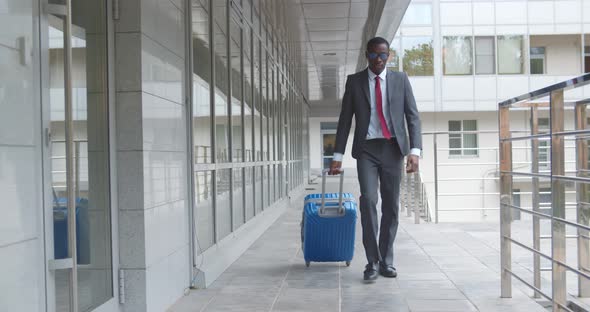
[{"left": 320, "top": 169, "right": 345, "bottom": 214}]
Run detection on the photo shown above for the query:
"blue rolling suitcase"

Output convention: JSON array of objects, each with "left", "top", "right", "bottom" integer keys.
[{"left": 301, "top": 170, "right": 357, "bottom": 267}]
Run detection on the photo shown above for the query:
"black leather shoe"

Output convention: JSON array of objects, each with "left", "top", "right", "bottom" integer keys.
[
  {"left": 363, "top": 263, "right": 379, "bottom": 282},
  {"left": 379, "top": 264, "right": 397, "bottom": 278}
]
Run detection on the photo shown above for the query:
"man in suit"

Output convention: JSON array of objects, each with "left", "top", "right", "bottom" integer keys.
[{"left": 329, "top": 37, "right": 422, "bottom": 282}]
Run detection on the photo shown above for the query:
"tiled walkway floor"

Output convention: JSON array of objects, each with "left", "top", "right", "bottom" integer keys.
[{"left": 169, "top": 176, "right": 546, "bottom": 312}]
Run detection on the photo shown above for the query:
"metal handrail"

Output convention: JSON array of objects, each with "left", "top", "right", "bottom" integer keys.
[{"left": 499, "top": 73, "right": 590, "bottom": 310}]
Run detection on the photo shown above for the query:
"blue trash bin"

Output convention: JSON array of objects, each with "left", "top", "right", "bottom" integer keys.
[{"left": 53, "top": 198, "right": 90, "bottom": 264}]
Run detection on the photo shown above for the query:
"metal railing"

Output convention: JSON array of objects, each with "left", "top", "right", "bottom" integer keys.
[
  {"left": 423, "top": 131, "right": 580, "bottom": 223},
  {"left": 401, "top": 169, "right": 432, "bottom": 223},
  {"left": 499, "top": 73, "right": 590, "bottom": 311}
]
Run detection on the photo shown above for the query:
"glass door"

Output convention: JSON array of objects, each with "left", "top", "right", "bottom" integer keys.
[
  {"left": 321, "top": 131, "right": 336, "bottom": 170},
  {"left": 44, "top": 0, "right": 113, "bottom": 311}
]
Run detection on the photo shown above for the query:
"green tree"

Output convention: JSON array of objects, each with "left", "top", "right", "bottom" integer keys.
[{"left": 402, "top": 42, "right": 434, "bottom": 76}]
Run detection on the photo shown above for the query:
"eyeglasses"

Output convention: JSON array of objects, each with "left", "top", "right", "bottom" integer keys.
[{"left": 367, "top": 52, "right": 389, "bottom": 61}]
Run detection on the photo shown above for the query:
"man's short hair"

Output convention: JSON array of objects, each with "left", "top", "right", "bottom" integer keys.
[{"left": 366, "top": 37, "right": 390, "bottom": 51}]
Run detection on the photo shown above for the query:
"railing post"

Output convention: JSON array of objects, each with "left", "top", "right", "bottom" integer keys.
[
  {"left": 499, "top": 105, "right": 513, "bottom": 298},
  {"left": 550, "top": 90, "right": 567, "bottom": 312},
  {"left": 414, "top": 174, "right": 420, "bottom": 224},
  {"left": 406, "top": 174, "right": 414, "bottom": 217},
  {"left": 531, "top": 106, "right": 541, "bottom": 298},
  {"left": 400, "top": 167, "right": 406, "bottom": 214},
  {"left": 434, "top": 133, "right": 439, "bottom": 224},
  {"left": 576, "top": 102, "right": 590, "bottom": 297}
]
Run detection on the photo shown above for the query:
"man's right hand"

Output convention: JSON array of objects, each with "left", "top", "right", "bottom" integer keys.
[{"left": 329, "top": 160, "right": 342, "bottom": 175}]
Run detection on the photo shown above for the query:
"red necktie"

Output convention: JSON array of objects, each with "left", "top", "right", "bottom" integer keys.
[{"left": 375, "top": 77, "right": 392, "bottom": 139}]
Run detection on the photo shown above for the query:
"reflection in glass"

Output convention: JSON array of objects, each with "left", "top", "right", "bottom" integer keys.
[
  {"left": 262, "top": 49, "right": 268, "bottom": 161},
  {"left": 216, "top": 169, "right": 231, "bottom": 240},
  {"left": 498, "top": 35, "right": 524, "bottom": 74},
  {"left": 195, "top": 171, "right": 214, "bottom": 251},
  {"left": 233, "top": 168, "right": 245, "bottom": 229},
  {"left": 244, "top": 27, "right": 254, "bottom": 162},
  {"left": 192, "top": 0, "right": 212, "bottom": 164},
  {"left": 475, "top": 36, "right": 495, "bottom": 74},
  {"left": 255, "top": 166, "right": 262, "bottom": 214},
  {"left": 230, "top": 18, "right": 243, "bottom": 162},
  {"left": 214, "top": 1, "right": 229, "bottom": 163},
  {"left": 387, "top": 38, "right": 400, "bottom": 72},
  {"left": 403, "top": 37, "right": 433, "bottom": 76},
  {"left": 245, "top": 166, "right": 255, "bottom": 220},
  {"left": 254, "top": 38, "right": 262, "bottom": 161},
  {"left": 49, "top": 0, "right": 113, "bottom": 309},
  {"left": 443, "top": 36, "right": 473, "bottom": 75}
]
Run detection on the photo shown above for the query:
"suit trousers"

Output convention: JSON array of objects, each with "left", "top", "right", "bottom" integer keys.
[{"left": 356, "top": 138, "right": 403, "bottom": 266}]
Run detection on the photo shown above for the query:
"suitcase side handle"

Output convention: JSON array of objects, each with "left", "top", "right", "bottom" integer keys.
[{"left": 321, "top": 169, "right": 345, "bottom": 215}]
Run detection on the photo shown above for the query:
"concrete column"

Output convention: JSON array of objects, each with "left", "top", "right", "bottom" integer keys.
[{"left": 115, "top": 0, "right": 190, "bottom": 311}]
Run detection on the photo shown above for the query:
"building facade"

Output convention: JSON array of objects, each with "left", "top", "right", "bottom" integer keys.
[
  {"left": 1, "top": 0, "right": 311, "bottom": 311},
  {"left": 310, "top": 0, "right": 590, "bottom": 222}
]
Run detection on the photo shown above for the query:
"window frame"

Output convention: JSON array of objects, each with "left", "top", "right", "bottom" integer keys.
[
  {"left": 530, "top": 47, "right": 546, "bottom": 75},
  {"left": 448, "top": 120, "right": 479, "bottom": 157},
  {"left": 474, "top": 36, "right": 496, "bottom": 75},
  {"left": 443, "top": 36, "right": 474, "bottom": 76}
]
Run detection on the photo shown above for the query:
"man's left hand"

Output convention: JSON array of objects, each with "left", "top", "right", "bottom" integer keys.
[{"left": 406, "top": 155, "right": 419, "bottom": 173}]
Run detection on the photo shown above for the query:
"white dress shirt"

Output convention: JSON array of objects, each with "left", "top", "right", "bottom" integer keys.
[{"left": 332, "top": 69, "right": 421, "bottom": 162}]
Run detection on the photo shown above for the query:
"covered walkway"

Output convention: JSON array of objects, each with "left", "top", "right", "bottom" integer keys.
[{"left": 169, "top": 175, "right": 545, "bottom": 312}]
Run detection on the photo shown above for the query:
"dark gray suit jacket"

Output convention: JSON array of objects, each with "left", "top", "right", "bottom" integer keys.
[{"left": 334, "top": 69, "right": 422, "bottom": 159}]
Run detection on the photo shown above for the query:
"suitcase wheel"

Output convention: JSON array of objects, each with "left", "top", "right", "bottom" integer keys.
[
  {"left": 345, "top": 261, "right": 351, "bottom": 267},
  {"left": 305, "top": 262, "right": 310, "bottom": 267}
]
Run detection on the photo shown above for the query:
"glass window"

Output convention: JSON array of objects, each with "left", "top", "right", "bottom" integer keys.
[
  {"left": 402, "top": 3, "right": 432, "bottom": 25},
  {"left": 233, "top": 168, "right": 244, "bottom": 229},
  {"left": 192, "top": 0, "right": 212, "bottom": 164},
  {"left": 475, "top": 36, "right": 495, "bottom": 74},
  {"left": 498, "top": 35, "right": 524, "bottom": 74},
  {"left": 195, "top": 171, "right": 214, "bottom": 251},
  {"left": 402, "top": 37, "right": 434, "bottom": 76},
  {"left": 530, "top": 47, "right": 546, "bottom": 75},
  {"left": 214, "top": 1, "right": 229, "bottom": 163},
  {"left": 271, "top": 65, "right": 277, "bottom": 162},
  {"left": 216, "top": 169, "right": 232, "bottom": 240},
  {"left": 245, "top": 166, "right": 254, "bottom": 220},
  {"left": 448, "top": 120, "right": 478, "bottom": 156},
  {"left": 443, "top": 36, "right": 473, "bottom": 75},
  {"left": 262, "top": 49, "right": 268, "bottom": 161},
  {"left": 255, "top": 166, "right": 263, "bottom": 214},
  {"left": 230, "top": 17, "right": 243, "bottom": 162},
  {"left": 244, "top": 27, "right": 253, "bottom": 162},
  {"left": 388, "top": 38, "right": 401, "bottom": 72},
  {"left": 254, "top": 39, "right": 262, "bottom": 161}
]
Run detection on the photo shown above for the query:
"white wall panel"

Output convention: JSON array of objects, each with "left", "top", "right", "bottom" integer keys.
[
  {"left": 496, "top": 25, "right": 527, "bottom": 35},
  {"left": 443, "top": 77, "right": 474, "bottom": 101},
  {"left": 585, "top": 1, "right": 590, "bottom": 23},
  {"left": 528, "top": 1, "right": 554, "bottom": 25},
  {"left": 473, "top": 26, "right": 496, "bottom": 36},
  {"left": 498, "top": 76, "right": 529, "bottom": 100},
  {"left": 441, "top": 26, "right": 473, "bottom": 36},
  {"left": 440, "top": 2, "right": 472, "bottom": 25},
  {"left": 473, "top": 2, "right": 495, "bottom": 25},
  {"left": 442, "top": 100, "right": 474, "bottom": 111},
  {"left": 0, "top": 1, "right": 44, "bottom": 311},
  {"left": 409, "top": 77, "right": 435, "bottom": 102},
  {"left": 555, "top": 0, "right": 582, "bottom": 24},
  {"left": 400, "top": 26, "right": 433, "bottom": 37},
  {"left": 555, "top": 24, "right": 583, "bottom": 34},
  {"left": 474, "top": 76, "right": 497, "bottom": 101},
  {"left": 495, "top": 1, "right": 527, "bottom": 25}
]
